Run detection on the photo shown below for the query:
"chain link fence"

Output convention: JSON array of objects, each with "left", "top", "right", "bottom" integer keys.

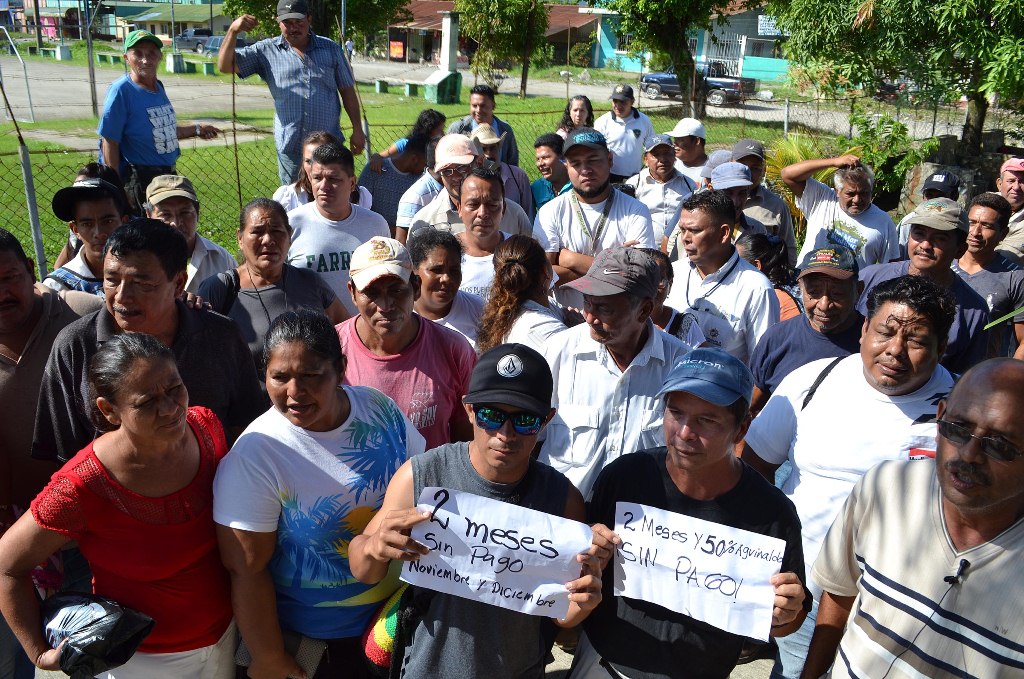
[{"left": 3, "top": 88, "right": 1014, "bottom": 270}]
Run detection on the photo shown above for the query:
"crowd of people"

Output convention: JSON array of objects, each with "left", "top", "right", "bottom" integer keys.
[{"left": 2, "top": 2, "right": 1024, "bottom": 679}]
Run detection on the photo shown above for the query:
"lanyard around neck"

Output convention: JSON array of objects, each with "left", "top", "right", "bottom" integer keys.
[{"left": 571, "top": 190, "right": 615, "bottom": 251}]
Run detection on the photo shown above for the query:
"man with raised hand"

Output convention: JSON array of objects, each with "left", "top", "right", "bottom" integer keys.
[
  {"left": 781, "top": 154, "right": 899, "bottom": 268},
  {"left": 219, "top": 0, "right": 364, "bottom": 184}
]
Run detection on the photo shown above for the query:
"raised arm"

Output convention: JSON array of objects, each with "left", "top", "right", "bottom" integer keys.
[
  {"left": 781, "top": 155, "right": 861, "bottom": 198},
  {"left": 218, "top": 15, "right": 256, "bottom": 74}
]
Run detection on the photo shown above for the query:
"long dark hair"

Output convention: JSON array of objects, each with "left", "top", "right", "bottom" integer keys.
[
  {"left": 476, "top": 235, "right": 550, "bottom": 353},
  {"left": 736, "top": 233, "right": 796, "bottom": 287},
  {"left": 558, "top": 95, "right": 594, "bottom": 133}
]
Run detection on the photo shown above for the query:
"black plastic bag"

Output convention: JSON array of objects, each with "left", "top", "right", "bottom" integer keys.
[{"left": 40, "top": 592, "right": 155, "bottom": 678}]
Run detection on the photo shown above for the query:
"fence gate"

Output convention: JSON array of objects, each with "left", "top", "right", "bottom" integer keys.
[{"left": 701, "top": 32, "right": 744, "bottom": 77}]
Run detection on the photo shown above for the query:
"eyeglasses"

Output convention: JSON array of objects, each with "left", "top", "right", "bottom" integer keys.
[
  {"left": 473, "top": 405, "right": 544, "bottom": 436},
  {"left": 936, "top": 419, "right": 1023, "bottom": 462},
  {"left": 439, "top": 164, "right": 472, "bottom": 178}
]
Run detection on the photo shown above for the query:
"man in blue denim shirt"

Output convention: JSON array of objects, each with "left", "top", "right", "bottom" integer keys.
[{"left": 218, "top": 0, "right": 365, "bottom": 184}]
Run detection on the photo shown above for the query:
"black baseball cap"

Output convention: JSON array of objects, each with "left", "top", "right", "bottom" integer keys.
[
  {"left": 610, "top": 84, "right": 635, "bottom": 101},
  {"left": 921, "top": 171, "right": 962, "bottom": 197},
  {"left": 277, "top": 0, "right": 309, "bottom": 20},
  {"left": 465, "top": 344, "right": 553, "bottom": 415},
  {"left": 52, "top": 179, "right": 128, "bottom": 222}
]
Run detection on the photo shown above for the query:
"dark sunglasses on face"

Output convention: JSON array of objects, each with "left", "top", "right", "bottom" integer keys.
[
  {"left": 473, "top": 405, "right": 545, "bottom": 436},
  {"left": 937, "top": 419, "right": 1023, "bottom": 462}
]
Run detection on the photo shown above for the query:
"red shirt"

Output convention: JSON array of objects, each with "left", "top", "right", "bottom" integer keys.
[{"left": 31, "top": 407, "right": 232, "bottom": 653}]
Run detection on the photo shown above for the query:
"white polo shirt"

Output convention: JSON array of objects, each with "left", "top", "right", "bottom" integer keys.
[
  {"left": 665, "top": 249, "right": 779, "bottom": 364},
  {"left": 538, "top": 321, "right": 693, "bottom": 497},
  {"left": 623, "top": 168, "right": 697, "bottom": 239},
  {"left": 594, "top": 108, "right": 656, "bottom": 177}
]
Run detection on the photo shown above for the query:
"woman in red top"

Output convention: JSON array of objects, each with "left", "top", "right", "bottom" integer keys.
[{"left": 0, "top": 333, "right": 235, "bottom": 678}]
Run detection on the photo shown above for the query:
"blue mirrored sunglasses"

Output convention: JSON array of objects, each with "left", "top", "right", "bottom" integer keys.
[{"left": 473, "top": 405, "right": 544, "bottom": 436}]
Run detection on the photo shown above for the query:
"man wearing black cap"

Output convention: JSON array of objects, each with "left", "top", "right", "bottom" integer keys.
[
  {"left": 575, "top": 348, "right": 809, "bottom": 679},
  {"left": 44, "top": 179, "right": 130, "bottom": 295},
  {"left": 539, "top": 247, "right": 692, "bottom": 497},
  {"left": 350, "top": 343, "right": 611, "bottom": 679},
  {"left": 595, "top": 84, "right": 655, "bottom": 183},
  {"left": 219, "top": 0, "right": 364, "bottom": 184},
  {"left": 733, "top": 138, "right": 798, "bottom": 266},
  {"left": 534, "top": 127, "right": 655, "bottom": 310},
  {"left": 897, "top": 168, "right": 962, "bottom": 258}
]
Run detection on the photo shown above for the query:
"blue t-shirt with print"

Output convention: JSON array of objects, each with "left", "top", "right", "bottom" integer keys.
[{"left": 98, "top": 75, "right": 180, "bottom": 173}]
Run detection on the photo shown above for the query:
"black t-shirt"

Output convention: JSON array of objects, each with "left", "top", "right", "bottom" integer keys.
[{"left": 583, "top": 449, "right": 809, "bottom": 679}]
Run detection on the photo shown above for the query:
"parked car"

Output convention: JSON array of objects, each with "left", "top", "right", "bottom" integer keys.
[
  {"left": 200, "top": 35, "right": 249, "bottom": 57},
  {"left": 173, "top": 28, "right": 212, "bottom": 52},
  {"left": 640, "top": 62, "right": 757, "bottom": 107}
]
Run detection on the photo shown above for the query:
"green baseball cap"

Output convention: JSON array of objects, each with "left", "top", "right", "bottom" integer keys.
[{"left": 124, "top": 30, "right": 163, "bottom": 54}]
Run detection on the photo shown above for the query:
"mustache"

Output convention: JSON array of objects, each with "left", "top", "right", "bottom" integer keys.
[{"left": 946, "top": 459, "right": 991, "bottom": 486}]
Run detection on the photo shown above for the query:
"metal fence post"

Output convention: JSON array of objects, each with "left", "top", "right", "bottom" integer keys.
[
  {"left": 848, "top": 98, "right": 855, "bottom": 139},
  {"left": 931, "top": 102, "right": 938, "bottom": 138},
  {"left": 18, "top": 145, "right": 47, "bottom": 278},
  {"left": 784, "top": 98, "right": 789, "bottom": 139}
]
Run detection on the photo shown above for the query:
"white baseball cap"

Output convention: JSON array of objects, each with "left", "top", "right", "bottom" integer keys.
[
  {"left": 668, "top": 118, "right": 706, "bottom": 140},
  {"left": 349, "top": 237, "right": 413, "bottom": 291}
]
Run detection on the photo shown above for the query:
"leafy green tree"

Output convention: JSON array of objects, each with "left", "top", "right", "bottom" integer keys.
[
  {"left": 223, "top": 0, "right": 410, "bottom": 42},
  {"left": 766, "top": 0, "right": 1024, "bottom": 153},
  {"left": 599, "top": 0, "right": 755, "bottom": 116},
  {"left": 455, "top": 0, "right": 549, "bottom": 98}
]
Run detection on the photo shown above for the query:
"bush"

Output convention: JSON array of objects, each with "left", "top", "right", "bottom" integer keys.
[{"left": 569, "top": 36, "right": 593, "bottom": 68}]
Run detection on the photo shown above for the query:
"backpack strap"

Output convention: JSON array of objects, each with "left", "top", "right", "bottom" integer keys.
[{"left": 801, "top": 356, "right": 845, "bottom": 411}]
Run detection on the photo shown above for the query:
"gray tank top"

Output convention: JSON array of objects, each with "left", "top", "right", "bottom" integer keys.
[{"left": 402, "top": 442, "right": 571, "bottom": 679}]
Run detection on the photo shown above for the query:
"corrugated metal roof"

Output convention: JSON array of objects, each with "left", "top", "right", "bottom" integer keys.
[{"left": 390, "top": 1, "right": 598, "bottom": 34}]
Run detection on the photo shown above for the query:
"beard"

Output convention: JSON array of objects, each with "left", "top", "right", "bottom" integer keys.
[{"left": 575, "top": 179, "right": 610, "bottom": 200}]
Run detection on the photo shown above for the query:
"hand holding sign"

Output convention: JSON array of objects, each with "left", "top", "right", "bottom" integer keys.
[
  {"left": 363, "top": 507, "right": 432, "bottom": 564},
  {"left": 613, "top": 502, "right": 789, "bottom": 641},
  {"left": 401, "top": 487, "right": 593, "bottom": 619}
]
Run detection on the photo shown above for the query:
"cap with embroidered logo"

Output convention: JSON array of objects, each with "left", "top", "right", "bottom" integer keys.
[
  {"left": 123, "top": 30, "right": 162, "bottom": 54},
  {"left": 731, "top": 139, "right": 765, "bottom": 162},
  {"left": 349, "top": 237, "right": 412, "bottom": 291},
  {"left": 904, "top": 197, "right": 967, "bottom": 233},
  {"left": 657, "top": 348, "right": 754, "bottom": 407},
  {"left": 922, "top": 171, "right": 962, "bottom": 197},
  {"left": 610, "top": 84, "right": 635, "bottom": 101},
  {"left": 798, "top": 246, "right": 859, "bottom": 280},
  {"left": 277, "top": 0, "right": 309, "bottom": 20},
  {"left": 465, "top": 343, "right": 553, "bottom": 415},
  {"left": 564, "top": 247, "right": 659, "bottom": 298},
  {"left": 563, "top": 127, "right": 609, "bottom": 156},
  {"left": 644, "top": 134, "right": 674, "bottom": 153}
]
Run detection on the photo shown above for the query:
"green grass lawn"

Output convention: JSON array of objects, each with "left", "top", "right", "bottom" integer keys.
[{"left": 0, "top": 83, "right": 790, "bottom": 266}]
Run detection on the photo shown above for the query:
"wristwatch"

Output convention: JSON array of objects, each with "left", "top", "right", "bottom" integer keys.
[{"left": 195, "top": 123, "right": 202, "bottom": 138}]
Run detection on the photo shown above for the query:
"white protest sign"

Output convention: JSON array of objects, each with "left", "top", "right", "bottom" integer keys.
[
  {"left": 401, "top": 487, "right": 592, "bottom": 619},
  {"left": 613, "top": 502, "right": 786, "bottom": 641}
]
